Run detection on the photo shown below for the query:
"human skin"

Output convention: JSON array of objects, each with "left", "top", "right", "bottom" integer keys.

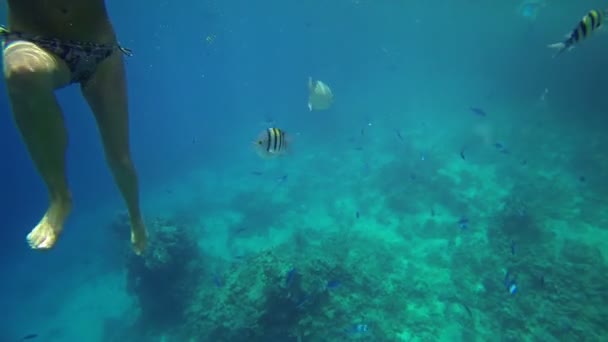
[{"left": 3, "top": 0, "right": 147, "bottom": 254}]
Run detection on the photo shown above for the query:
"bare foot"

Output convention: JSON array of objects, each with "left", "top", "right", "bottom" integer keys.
[
  {"left": 27, "top": 200, "right": 71, "bottom": 250},
  {"left": 130, "top": 218, "right": 147, "bottom": 255}
]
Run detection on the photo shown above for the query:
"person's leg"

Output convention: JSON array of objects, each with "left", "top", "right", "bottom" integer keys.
[
  {"left": 3, "top": 41, "right": 73, "bottom": 249},
  {"left": 81, "top": 51, "right": 147, "bottom": 255}
]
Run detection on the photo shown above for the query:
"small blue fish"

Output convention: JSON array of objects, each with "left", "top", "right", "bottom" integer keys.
[
  {"left": 460, "top": 147, "right": 466, "bottom": 160},
  {"left": 504, "top": 270, "right": 511, "bottom": 287},
  {"left": 285, "top": 268, "right": 297, "bottom": 287},
  {"left": 355, "top": 211, "right": 360, "bottom": 219},
  {"left": 346, "top": 324, "right": 370, "bottom": 335},
  {"left": 470, "top": 107, "right": 487, "bottom": 117},
  {"left": 457, "top": 217, "right": 469, "bottom": 229},
  {"left": 510, "top": 240, "right": 516, "bottom": 255},
  {"left": 508, "top": 282, "right": 518, "bottom": 295},
  {"left": 326, "top": 280, "right": 341, "bottom": 290},
  {"left": 539, "top": 275, "right": 545, "bottom": 288},
  {"left": 395, "top": 129, "right": 404, "bottom": 141},
  {"left": 213, "top": 274, "right": 224, "bottom": 288},
  {"left": 493, "top": 142, "right": 509, "bottom": 154},
  {"left": 504, "top": 270, "right": 518, "bottom": 295}
]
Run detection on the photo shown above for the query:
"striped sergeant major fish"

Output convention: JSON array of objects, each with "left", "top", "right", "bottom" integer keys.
[
  {"left": 254, "top": 128, "right": 289, "bottom": 158},
  {"left": 548, "top": 9, "right": 608, "bottom": 57}
]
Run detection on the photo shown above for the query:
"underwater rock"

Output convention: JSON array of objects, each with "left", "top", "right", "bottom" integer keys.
[
  {"left": 125, "top": 217, "right": 203, "bottom": 333},
  {"left": 178, "top": 231, "right": 424, "bottom": 341}
]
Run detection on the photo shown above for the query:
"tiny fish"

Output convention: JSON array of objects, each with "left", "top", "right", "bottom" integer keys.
[
  {"left": 494, "top": 142, "right": 509, "bottom": 154},
  {"left": 346, "top": 324, "right": 370, "bottom": 334},
  {"left": 510, "top": 240, "right": 516, "bottom": 255},
  {"left": 285, "top": 268, "right": 297, "bottom": 287},
  {"left": 504, "top": 270, "right": 518, "bottom": 295},
  {"left": 355, "top": 211, "right": 360, "bottom": 219},
  {"left": 250, "top": 170, "right": 264, "bottom": 176},
  {"left": 508, "top": 282, "right": 518, "bottom": 295},
  {"left": 254, "top": 128, "right": 289, "bottom": 158},
  {"left": 326, "top": 280, "right": 341, "bottom": 290},
  {"left": 457, "top": 217, "right": 469, "bottom": 229},
  {"left": 579, "top": 176, "right": 586, "bottom": 183},
  {"left": 548, "top": 9, "right": 607, "bottom": 57},
  {"left": 469, "top": 107, "right": 487, "bottom": 117},
  {"left": 213, "top": 274, "right": 224, "bottom": 288},
  {"left": 234, "top": 226, "right": 247, "bottom": 234},
  {"left": 394, "top": 129, "right": 404, "bottom": 141},
  {"left": 20, "top": 334, "right": 38, "bottom": 341},
  {"left": 459, "top": 147, "right": 466, "bottom": 160},
  {"left": 540, "top": 275, "right": 545, "bottom": 288}
]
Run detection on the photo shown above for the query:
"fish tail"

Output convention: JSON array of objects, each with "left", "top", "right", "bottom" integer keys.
[{"left": 547, "top": 41, "right": 569, "bottom": 58}]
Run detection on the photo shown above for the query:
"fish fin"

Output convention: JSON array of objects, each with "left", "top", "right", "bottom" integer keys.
[
  {"left": 547, "top": 41, "right": 569, "bottom": 57},
  {"left": 547, "top": 42, "right": 565, "bottom": 50}
]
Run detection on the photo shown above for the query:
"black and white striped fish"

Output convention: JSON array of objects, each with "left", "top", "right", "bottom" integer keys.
[
  {"left": 254, "top": 128, "right": 289, "bottom": 157},
  {"left": 548, "top": 9, "right": 607, "bottom": 57}
]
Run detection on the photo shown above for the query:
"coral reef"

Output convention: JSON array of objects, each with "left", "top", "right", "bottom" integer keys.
[
  {"left": 179, "top": 229, "right": 420, "bottom": 341},
  {"left": 124, "top": 216, "right": 204, "bottom": 335}
]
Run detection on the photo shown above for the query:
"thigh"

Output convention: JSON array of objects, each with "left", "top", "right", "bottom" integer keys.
[
  {"left": 81, "top": 51, "right": 130, "bottom": 156},
  {"left": 3, "top": 40, "right": 71, "bottom": 88}
]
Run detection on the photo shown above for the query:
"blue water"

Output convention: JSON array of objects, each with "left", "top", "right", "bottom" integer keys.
[{"left": 2, "top": 0, "right": 608, "bottom": 341}]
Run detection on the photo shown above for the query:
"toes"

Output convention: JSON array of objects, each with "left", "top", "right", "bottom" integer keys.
[
  {"left": 26, "top": 227, "right": 55, "bottom": 250},
  {"left": 37, "top": 234, "right": 55, "bottom": 249},
  {"left": 131, "top": 235, "right": 147, "bottom": 256},
  {"left": 26, "top": 231, "right": 43, "bottom": 248},
  {"left": 131, "top": 239, "right": 146, "bottom": 255}
]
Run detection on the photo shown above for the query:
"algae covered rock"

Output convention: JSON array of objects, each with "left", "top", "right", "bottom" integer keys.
[
  {"left": 180, "top": 232, "right": 409, "bottom": 341},
  {"left": 125, "top": 217, "right": 203, "bottom": 332}
]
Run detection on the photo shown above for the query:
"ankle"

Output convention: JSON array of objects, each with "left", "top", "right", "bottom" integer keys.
[
  {"left": 130, "top": 215, "right": 144, "bottom": 227},
  {"left": 49, "top": 193, "right": 72, "bottom": 210}
]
